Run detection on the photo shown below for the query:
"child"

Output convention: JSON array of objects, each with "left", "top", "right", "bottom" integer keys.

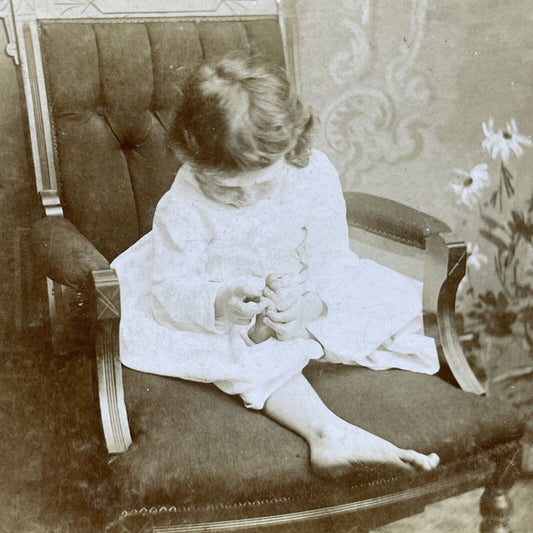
[{"left": 111, "top": 52, "right": 440, "bottom": 477}]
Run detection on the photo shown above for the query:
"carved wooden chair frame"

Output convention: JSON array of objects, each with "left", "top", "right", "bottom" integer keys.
[{"left": 2, "top": 1, "right": 524, "bottom": 531}]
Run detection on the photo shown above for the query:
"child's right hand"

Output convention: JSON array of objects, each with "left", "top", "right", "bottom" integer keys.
[{"left": 215, "top": 285, "right": 266, "bottom": 325}]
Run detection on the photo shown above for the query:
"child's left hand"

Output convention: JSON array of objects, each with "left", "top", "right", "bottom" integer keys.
[
  {"left": 263, "top": 268, "right": 308, "bottom": 312},
  {"left": 262, "top": 291, "right": 324, "bottom": 341}
]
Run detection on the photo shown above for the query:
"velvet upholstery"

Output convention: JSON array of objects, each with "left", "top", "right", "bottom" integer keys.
[
  {"left": 31, "top": 216, "right": 109, "bottom": 289},
  {"left": 113, "top": 363, "right": 523, "bottom": 509},
  {"left": 38, "top": 18, "right": 285, "bottom": 261},
  {"left": 344, "top": 192, "right": 451, "bottom": 249}
]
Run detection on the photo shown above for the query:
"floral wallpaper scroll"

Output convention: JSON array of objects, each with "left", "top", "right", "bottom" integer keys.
[
  {"left": 297, "top": 0, "right": 533, "bottom": 224},
  {"left": 325, "top": 0, "right": 433, "bottom": 182}
]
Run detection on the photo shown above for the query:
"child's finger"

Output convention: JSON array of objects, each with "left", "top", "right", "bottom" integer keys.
[
  {"left": 267, "top": 277, "right": 292, "bottom": 290},
  {"left": 266, "top": 273, "right": 301, "bottom": 291},
  {"left": 264, "top": 289, "right": 301, "bottom": 312},
  {"left": 263, "top": 285, "right": 295, "bottom": 303},
  {"left": 236, "top": 299, "right": 264, "bottom": 318},
  {"left": 236, "top": 283, "right": 264, "bottom": 301},
  {"left": 262, "top": 286, "right": 279, "bottom": 303},
  {"left": 262, "top": 317, "right": 299, "bottom": 341},
  {"left": 266, "top": 306, "right": 298, "bottom": 323},
  {"left": 257, "top": 297, "right": 273, "bottom": 313},
  {"left": 262, "top": 317, "right": 288, "bottom": 336}
]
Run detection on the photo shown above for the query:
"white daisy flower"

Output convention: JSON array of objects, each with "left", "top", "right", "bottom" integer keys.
[
  {"left": 482, "top": 117, "right": 532, "bottom": 163},
  {"left": 457, "top": 242, "right": 488, "bottom": 294},
  {"left": 450, "top": 163, "right": 490, "bottom": 208},
  {"left": 466, "top": 242, "right": 488, "bottom": 270}
]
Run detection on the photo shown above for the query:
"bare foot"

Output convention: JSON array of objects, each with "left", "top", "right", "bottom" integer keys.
[
  {"left": 309, "top": 422, "right": 439, "bottom": 478},
  {"left": 248, "top": 310, "right": 275, "bottom": 343},
  {"left": 262, "top": 372, "right": 439, "bottom": 479}
]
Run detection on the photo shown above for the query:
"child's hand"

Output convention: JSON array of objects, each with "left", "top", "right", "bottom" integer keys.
[
  {"left": 264, "top": 270, "right": 307, "bottom": 312},
  {"left": 263, "top": 291, "right": 325, "bottom": 341},
  {"left": 215, "top": 285, "right": 266, "bottom": 325}
]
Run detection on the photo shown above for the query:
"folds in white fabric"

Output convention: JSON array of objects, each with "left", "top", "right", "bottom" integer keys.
[{"left": 111, "top": 149, "right": 440, "bottom": 411}]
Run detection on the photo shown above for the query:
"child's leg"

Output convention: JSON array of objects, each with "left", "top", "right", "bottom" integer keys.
[{"left": 263, "top": 372, "right": 439, "bottom": 478}]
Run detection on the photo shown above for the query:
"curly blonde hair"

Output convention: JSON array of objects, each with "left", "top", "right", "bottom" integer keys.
[{"left": 170, "top": 51, "right": 314, "bottom": 174}]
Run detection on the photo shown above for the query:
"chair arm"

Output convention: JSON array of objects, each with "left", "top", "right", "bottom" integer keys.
[
  {"left": 344, "top": 192, "right": 451, "bottom": 249},
  {"left": 89, "top": 269, "right": 132, "bottom": 454},
  {"left": 31, "top": 216, "right": 109, "bottom": 290},
  {"left": 344, "top": 192, "right": 484, "bottom": 394},
  {"left": 424, "top": 233, "right": 485, "bottom": 394}
]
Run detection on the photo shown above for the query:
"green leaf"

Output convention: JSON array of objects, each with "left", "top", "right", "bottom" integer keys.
[{"left": 479, "top": 229, "right": 508, "bottom": 251}]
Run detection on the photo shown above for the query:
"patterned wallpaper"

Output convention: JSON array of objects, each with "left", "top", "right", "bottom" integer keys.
[
  {"left": 308, "top": 0, "right": 433, "bottom": 184},
  {"left": 297, "top": 0, "right": 533, "bottom": 228}
]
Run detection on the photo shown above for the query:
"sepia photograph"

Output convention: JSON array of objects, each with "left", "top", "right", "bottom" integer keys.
[{"left": 0, "top": 0, "right": 532, "bottom": 531}]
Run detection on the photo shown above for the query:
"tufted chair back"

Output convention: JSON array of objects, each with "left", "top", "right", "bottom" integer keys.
[{"left": 39, "top": 18, "right": 285, "bottom": 261}]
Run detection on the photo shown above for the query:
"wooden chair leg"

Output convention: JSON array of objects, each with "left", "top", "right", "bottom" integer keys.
[
  {"left": 479, "top": 451, "right": 520, "bottom": 533},
  {"left": 480, "top": 486, "right": 512, "bottom": 533}
]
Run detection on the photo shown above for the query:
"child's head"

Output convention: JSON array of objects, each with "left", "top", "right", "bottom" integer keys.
[{"left": 170, "top": 52, "right": 314, "bottom": 175}]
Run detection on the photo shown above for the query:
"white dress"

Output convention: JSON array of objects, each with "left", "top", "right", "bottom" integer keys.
[{"left": 111, "top": 150, "right": 438, "bottom": 409}]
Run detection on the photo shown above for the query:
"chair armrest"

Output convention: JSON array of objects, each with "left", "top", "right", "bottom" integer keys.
[
  {"left": 344, "top": 192, "right": 484, "bottom": 394},
  {"left": 344, "top": 192, "right": 451, "bottom": 249},
  {"left": 31, "top": 216, "right": 110, "bottom": 290},
  {"left": 89, "top": 269, "right": 132, "bottom": 453},
  {"left": 423, "top": 233, "right": 485, "bottom": 394},
  {"left": 32, "top": 197, "right": 132, "bottom": 452}
]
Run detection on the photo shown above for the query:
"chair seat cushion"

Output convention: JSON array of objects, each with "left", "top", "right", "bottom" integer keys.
[{"left": 112, "top": 362, "right": 524, "bottom": 514}]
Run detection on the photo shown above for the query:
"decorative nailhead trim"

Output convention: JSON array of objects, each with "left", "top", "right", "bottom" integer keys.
[
  {"left": 105, "top": 441, "right": 519, "bottom": 532},
  {"left": 349, "top": 221, "right": 424, "bottom": 249}
]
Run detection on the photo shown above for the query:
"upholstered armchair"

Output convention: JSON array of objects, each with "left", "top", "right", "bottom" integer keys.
[{"left": 7, "top": 0, "right": 524, "bottom": 530}]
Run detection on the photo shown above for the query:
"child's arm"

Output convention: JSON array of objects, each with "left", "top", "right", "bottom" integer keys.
[{"left": 150, "top": 190, "right": 234, "bottom": 334}]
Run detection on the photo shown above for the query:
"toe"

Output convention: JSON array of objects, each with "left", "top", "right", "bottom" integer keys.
[
  {"left": 394, "top": 459, "right": 416, "bottom": 473},
  {"left": 428, "top": 453, "right": 440, "bottom": 469},
  {"left": 399, "top": 449, "right": 421, "bottom": 464},
  {"left": 400, "top": 449, "right": 433, "bottom": 471}
]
